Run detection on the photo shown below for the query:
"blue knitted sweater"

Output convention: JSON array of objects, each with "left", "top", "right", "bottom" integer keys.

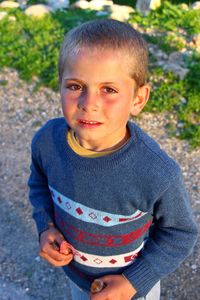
[{"left": 28, "top": 118, "right": 197, "bottom": 298}]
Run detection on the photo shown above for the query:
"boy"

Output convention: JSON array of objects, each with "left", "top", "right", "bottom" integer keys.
[{"left": 28, "top": 19, "right": 198, "bottom": 300}]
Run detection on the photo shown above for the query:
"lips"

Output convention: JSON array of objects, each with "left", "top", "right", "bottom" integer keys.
[{"left": 77, "top": 119, "right": 102, "bottom": 128}]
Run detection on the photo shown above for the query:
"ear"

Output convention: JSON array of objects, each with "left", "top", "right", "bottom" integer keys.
[{"left": 130, "top": 84, "right": 150, "bottom": 116}]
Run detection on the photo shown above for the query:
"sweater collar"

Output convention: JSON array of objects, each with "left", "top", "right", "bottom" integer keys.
[{"left": 60, "top": 120, "right": 140, "bottom": 171}]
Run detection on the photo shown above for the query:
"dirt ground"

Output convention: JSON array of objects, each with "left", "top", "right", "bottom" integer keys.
[{"left": 0, "top": 68, "right": 199, "bottom": 300}]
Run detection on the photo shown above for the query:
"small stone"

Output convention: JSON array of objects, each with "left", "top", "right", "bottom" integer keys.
[
  {"left": 35, "top": 256, "right": 41, "bottom": 262},
  {"left": 0, "top": 1, "right": 19, "bottom": 8},
  {"left": 136, "top": 0, "right": 161, "bottom": 15},
  {"left": 191, "top": 264, "right": 197, "bottom": 270},
  {"left": 180, "top": 97, "right": 187, "bottom": 105},
  {"left": 177, "top": 122, "right": 184, "bottom": 128},
  {"left": 109, "top": 4, "right": 135, "bottom": 21},
  {"left": 47, "top": 0, "right": 69, "bottom": 10},
  {"left": 110, "top": 4, "right": 134, "bottom": 14},
  {"left": 18, "top": 0, "right": 27, "bottom": 9},
  {"left": 26, "top": 98, "right": 32, "bottom": 103},
  {"left": 163, "top": 63, "right": 189, "bottom": 80},
  {"left": 149, "top": 0, "right": 161, "bottom": 10},
  {"left": 91, "top": 279, "right": 105, "bottom": 293},
  {"left": 71, "top": 0, "right": 113, "bottom": 11},
  {"left": 71, "top": 0, "right": 90, "bottom": 9},
  {"left": 89, "top": 0, "right": 113, "bottom": 11},
  {"left": 0, "top": 11, "right": 8, "bottom": 20},
  {"left": 191, "top": 34, "right": 200, "bottom": 52},
  {"left": 192, "top": 185, "right": 198, "bottom": 191},
  {"left": 8, "top": 15, "right": 16, "bottom": 21},
  {"left": 168, "top": 52, "right": 184, "bottom": 65},
  {"left": 96, "top": 11, "right": 109, "bottom": 16},
  {"left": 180, "top": 3, "right": 189, "bottom": 10},
  {"left": 191, "top": 1, "right": 200, "bottom": 10},
  {"left": 25, "top": 5, "right": 53, "bottom": 17},
  {"left": 41, "top": 111, "right": 47, "bottom": 117},
  {"left": 156, "top": 49, "right": 168, "bottom": 60}
]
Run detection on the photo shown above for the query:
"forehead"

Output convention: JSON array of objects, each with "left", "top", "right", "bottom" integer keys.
[{"left": 63, "top": 47, "right": 134, "bottom": 76}]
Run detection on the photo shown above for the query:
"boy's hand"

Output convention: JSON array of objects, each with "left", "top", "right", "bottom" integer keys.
[
  {"left": 39, "top": 225, "right": 73, "bottom": 267},
  {"left": 90, "top": 275, "right": 136, "bottom": 300}
]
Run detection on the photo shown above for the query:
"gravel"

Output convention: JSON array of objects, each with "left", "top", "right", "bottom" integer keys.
[{"left": 0, "top": 68, "right": 199, "bottom": 300}]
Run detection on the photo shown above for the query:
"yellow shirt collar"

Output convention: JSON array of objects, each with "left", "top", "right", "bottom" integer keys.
[{"left": 67, "top": 129, "right": 127, "bottom": 158}]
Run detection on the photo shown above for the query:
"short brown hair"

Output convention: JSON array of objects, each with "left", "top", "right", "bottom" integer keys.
[{"left": 58, "top": 19, "right": 148, "bottom": 87}]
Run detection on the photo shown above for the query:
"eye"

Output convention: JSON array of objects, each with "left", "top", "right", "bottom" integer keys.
[
  {"left": 102, "top": 86, "right": 118, "bottom": 94},
  {"left": 66, "top": 84, "right": 83, "bottom": 91}
]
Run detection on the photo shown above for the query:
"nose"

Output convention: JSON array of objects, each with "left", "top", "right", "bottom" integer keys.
[{"left": 78, "top": 90, "right": 99, "bottom": 112}]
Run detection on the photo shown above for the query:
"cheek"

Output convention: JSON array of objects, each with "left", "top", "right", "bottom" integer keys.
[
  {"left": 61, "top": 92, "right": 76, "bottom": 111},
  {"left": 61, "top": 98, "right": 74, "bottom": 121},
  {"left": 61, "top": 96, "right": 68, "bottom": 113},
  {"left": 103, "top": 96, "right": 131, "bottom": 116}
]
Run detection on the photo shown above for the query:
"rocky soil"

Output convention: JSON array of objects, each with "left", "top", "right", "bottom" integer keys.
[{"left": 0, "top": 68, "right": 199, "bottom": 300}]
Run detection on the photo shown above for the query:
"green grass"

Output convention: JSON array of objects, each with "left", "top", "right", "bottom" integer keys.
[
  {"left": 0, "top": 8, "right": 100, "bottom": 89},
  {"left": 0, "top": 1, "right": 199, "bottom": 147},
  {"left": 129, "top": 1, "right": 200, "bottom": 35},
  {"left": 129, "top": 1, "right": 200, "bottom": 148},
  {"left": 143, "top": 52, "right": 200, "bottom": 147}
]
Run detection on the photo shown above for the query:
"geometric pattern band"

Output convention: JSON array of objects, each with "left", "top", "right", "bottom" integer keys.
[
  {"left": 55, "top": 212, "right": 152, "bottom": 247},
  {"left": 49, "top": 186, "right": 147, "bottom": 227},
  {"left": 72, "top": 242, "right": 144, "bottom": 268}
]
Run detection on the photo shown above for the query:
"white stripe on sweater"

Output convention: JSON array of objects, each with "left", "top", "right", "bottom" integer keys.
[
  {"left": 49, "top": 186, "right": 147, "bottom": 227},
  {"left": 72, "top": 242, "right": 144, "bottom": 268}
]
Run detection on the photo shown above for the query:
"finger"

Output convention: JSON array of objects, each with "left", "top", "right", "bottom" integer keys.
[
  {"left": 46, "top": 247, "right": 72, "bottom": 261},
  {"left": 41, "top": 244, "right": 73, "bottom": 261},
  {"left": 59, "top": 241, "right": 72, "bottom": 255},
  {"left": 50, "top": 240, "right": 71, "bottom": 255},
  {"left": 51, "top": 240, "right": 60, "bottom": 251},
  {"left": 40, "top": 251, "right": 73, "bottom": 267},
  {"left": 97, "top": 276, "right": 111, "bottom": 285},
  {"left": 90, "top": 289, "right": 109, "bottom": 300},
  {"left": 54, "top": 232, "right": 66, "bottom": 244},
  {"left": 49, "top": 240, "right": 72, "bottom": 255}
]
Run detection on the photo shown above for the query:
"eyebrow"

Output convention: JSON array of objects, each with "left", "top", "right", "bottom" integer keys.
[
  {"left": 63, "top": 77, "right": 119, "bottom": 85},
  {"left": 63, "top": 77, "right": 84, "bottom": 82}
]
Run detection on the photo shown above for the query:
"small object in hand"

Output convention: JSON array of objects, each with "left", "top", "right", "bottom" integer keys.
[
  {"left": 51, "top": 240, "right": 60, "bottom": 251},
  {"left": 91, "top": 279, "right": 106, "bottom": 293},
  {"left": 60, "top": 240, "right": 72, "bottom": 255}
]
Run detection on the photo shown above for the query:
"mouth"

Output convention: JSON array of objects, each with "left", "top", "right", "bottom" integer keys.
[{"left": 77, "top": 119, "right": 102, "bottom": 128}]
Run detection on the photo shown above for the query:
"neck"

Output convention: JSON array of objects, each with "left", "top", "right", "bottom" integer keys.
[{"left": 74, "top": 128, "right": 130, "bottom": 152}]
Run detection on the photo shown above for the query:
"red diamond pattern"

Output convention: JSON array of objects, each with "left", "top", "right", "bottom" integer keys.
[
  {"left": 80, "top": 255, "right": 88, "bottom": 261},
  {"left": 76, "top": 207, "right": 83, "bottom": 215},
  {"left": 94, "top": 258, "right": 103, "bottom": 264},
  {"left": 89, "top": 212, "right": 97, "bottom": 219},
  {"left": 109, "top": 259, "right": 117, "bottom": 264},
  {"left": 66, "top": 202, "right": 71, "bottom": 209},
  {"left": 57, "top": 196, "right": 62, "bottom": 203},
  {"left": 124, "top": 254, "right": 137, "bottom": 263},
  {"left": 103, "top": 216, "right": 111, "bottom": 223}
]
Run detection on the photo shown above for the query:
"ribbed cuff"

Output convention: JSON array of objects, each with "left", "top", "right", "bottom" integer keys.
[
  {"left": 122, "top": 258, "right": 159, "bottom": 298},
  {"left": 32, "top": 210, "right": 52, "bottom": 236}
]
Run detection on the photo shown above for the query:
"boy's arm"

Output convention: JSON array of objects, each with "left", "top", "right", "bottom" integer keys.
[
  {"left": 28, "top": 138, "right": 54, "bottom": 236},
  {"left": 122, "top": 170, "right": 198, "bottom": 299}
]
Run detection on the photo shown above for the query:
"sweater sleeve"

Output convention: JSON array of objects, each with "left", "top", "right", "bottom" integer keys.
[
  {"left": 28, "top": 136, "right": 54, "bottom": 236},
  {"left": 122, "top": 170, "right": 198, "bottom": 298}
]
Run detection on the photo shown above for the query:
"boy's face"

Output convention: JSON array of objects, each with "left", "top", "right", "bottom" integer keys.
[{"left": 60, "top": 48, "right": 150, "bottom": 151}]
